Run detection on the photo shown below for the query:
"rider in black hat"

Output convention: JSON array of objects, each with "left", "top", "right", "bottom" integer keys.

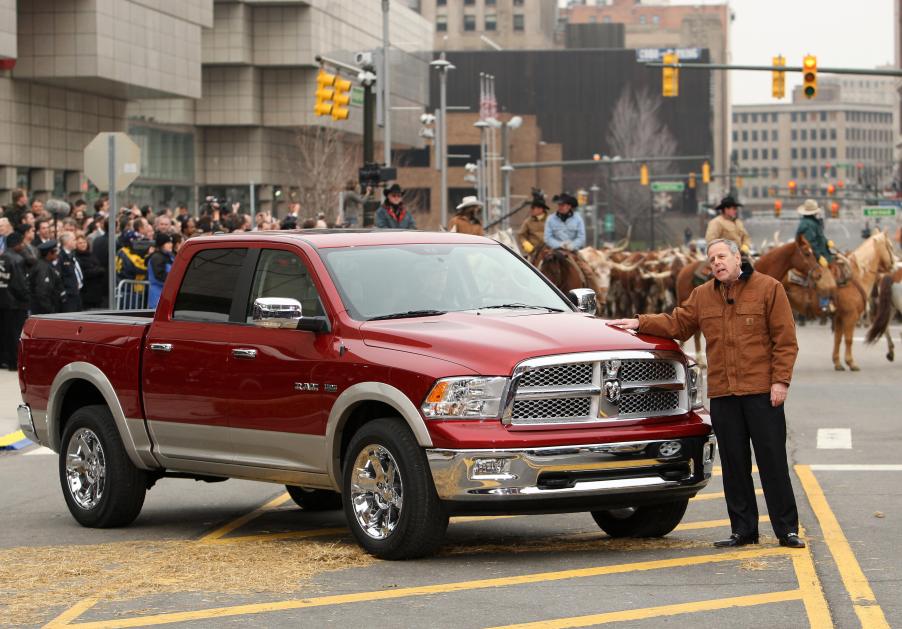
[
  {"left": 517, "top": 194, "right": 549, "bottom": 259},
  {"left": 706, "top": 195, "right": 751, "bottom": 254},
  {"left": 375, "top": 183, "right": 416, "bottom": 229}
]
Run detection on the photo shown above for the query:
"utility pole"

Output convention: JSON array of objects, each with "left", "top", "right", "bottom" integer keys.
[
  {"left": 381, "top": 0, "right": 391, "bottom": 167},
  {"left": 431, "top": 53, "right": 454, "bottom": 227}
]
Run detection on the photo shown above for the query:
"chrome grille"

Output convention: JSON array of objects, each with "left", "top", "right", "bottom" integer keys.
[
  {"left": 619, "top": 391, "right": 680, "bottom": 416},
  {"left": 512, "top": 398, "right": 592, "bottom": 423},
  {"left": 520, "top": 363, "right": 593, "bottom": 387},
  {"left": 620, "top": 360, "right": 677, "bottom": 383}
]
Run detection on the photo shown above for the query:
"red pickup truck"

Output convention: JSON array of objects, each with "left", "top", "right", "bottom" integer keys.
[{"left": 17, "top": 230, "right": 714, "bottom": 559}]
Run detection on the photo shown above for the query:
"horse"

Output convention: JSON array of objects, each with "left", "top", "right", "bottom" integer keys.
[
  {"left": 832, "top": 231, "right": 897, "bottom": 371},
  {"left": 864, "top": 266, "right": 902, "bottom": 362},
  {"left": 536, "top": 247, "right": 592, "bottom": 298},
  {"left": 674, "top": 235, "right": 821, "bottom": 367}
]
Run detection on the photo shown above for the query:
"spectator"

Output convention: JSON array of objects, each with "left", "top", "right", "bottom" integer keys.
[
  {"left": 57, "top": 232, "right": 84, "bottom": 312},
  {"left": 30, "top": 198, "right": 45, "bottom": 218},
  {"left": 0, "top": 231, "right": 30, "bottom": 370},
  {"left": 375, "top": 184, "right": 415, "bottom": 229},
  {"left": 75, "top": 234, "right": 105, "bottom": 309},
  {"left": 3, "top": 189, "right": 30, "bottom": 226},
  {"left": 315, "top": 212, "right": 328, "bottom": 228},
  {"left": 0, "top": 217, "right": 11, "bottom": 255},
  {"left": 35, "top": 218, "right": 52, "bottom": 247},
  {"left": 16, "top": 224, "right": 38, "bottom": 269},
  {"left": 134, "top": 217, "right": 154, "bottom": 241},
  {"left": 180, "top": 216, "right": 198, "bottom": 239},
  {"left": 30, "top": 240, "right": 63, "bottom": 314},
  {"left": 153, "top": 214, "right": 176, "bottom": 235},
  {"left": 340, "top": 180, "right": 367, "bottom": 227},
  {"left": 147, "top": 233, "right": 175, "bottom": 309}
]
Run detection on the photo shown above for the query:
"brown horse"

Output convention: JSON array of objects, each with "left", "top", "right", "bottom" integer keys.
[
  {"left": 865, "top": 267, "right": 902, "bottom": 362},
  {"left": 675, "top": 235, "right": 821, "bottom": 366},
  {"left": 833, "top": 231, "right": 897, "bottom": 370},
  {"left": 536, "top": 247, "right": 591, "bottom": 297}
]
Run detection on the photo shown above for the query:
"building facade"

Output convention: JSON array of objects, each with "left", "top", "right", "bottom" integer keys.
[{"left": 414, "top": 0, "right": 558, "bottom": 51}]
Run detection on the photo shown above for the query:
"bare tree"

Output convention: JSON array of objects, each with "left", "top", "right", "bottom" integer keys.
[
  {"left": 293, "top": 126, "right": 361, "bottom": 224},
  {"left": 603, "top": 87, "right": 678, "bottom": 240}
]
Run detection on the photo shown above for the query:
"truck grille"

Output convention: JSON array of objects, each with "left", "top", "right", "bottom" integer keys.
[{"left": 507, "top": 352, "right": 687, "bottom": 426}]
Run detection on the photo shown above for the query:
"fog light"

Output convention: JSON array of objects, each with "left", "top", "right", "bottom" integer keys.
[
  {"left": 471, "top": 458, "right": 514, "bottom": 479},
  {"left": 657, "top": 441, "right": 682, "bottom": 458}
]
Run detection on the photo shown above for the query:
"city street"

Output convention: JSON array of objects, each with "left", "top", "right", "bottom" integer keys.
[{"left": 1, "top": 323, "right": 899, "bottom": 628}]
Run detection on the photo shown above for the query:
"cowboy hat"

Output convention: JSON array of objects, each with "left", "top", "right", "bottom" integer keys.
[
  {"left": 796, "top": 198, "right": 822, "bottom": 216},
  {"left": 715, "top": 195, "right": 743, "bottom": 211},
  {"left": 552, "top": 192, "right": 579, "bottom": 208},
  {"left": 530, "top": 196, "right": 549, "bottom": 210},
  {"left": 383, "top": 183, "right": 404, "bottom": 197},
  {"left": 455, "top": 196, "right": 483, "bottom": 211}
]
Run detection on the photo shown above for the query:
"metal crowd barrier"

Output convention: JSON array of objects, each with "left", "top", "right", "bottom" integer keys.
[{"left": 116, "top": 280, "right": 150, "bottom": 310}]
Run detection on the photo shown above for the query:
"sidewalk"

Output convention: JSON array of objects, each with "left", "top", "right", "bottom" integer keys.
[{"left": 1, "top": 369, "right": 25, "bottom": 441}]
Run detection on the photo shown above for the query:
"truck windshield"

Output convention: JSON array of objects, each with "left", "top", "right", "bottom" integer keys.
[{"left": 319, "top": 243, "right": 573, "bottom": 321}]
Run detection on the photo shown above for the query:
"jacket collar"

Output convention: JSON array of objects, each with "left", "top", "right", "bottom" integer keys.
[{"left": 714, "top": 260, "right": 754, "bottom": 288}]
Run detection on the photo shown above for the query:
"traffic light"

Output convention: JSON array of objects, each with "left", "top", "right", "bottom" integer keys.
[
  {"left": 774, "top": 200, "right": 782, "bottom": 217},
  {"left": 688, "top": 172, "right": 696, "bottom": 189},
  {"left": 701, "top": 161, "right": 711, "bottom": 184},
  {"left": 593, "top": 153, "right": 601, "bottom": 161},
  {"left": 827, "top": 183, "right": 836, "bottom": 196},
  {"left": 802, "top": 54, "right": 817, "bottom": 99},
  {"left": 772, "top": 55, "right": 786, "bottom": 99},
  {"left": 662, "top": 52, "right": 679, "bottom": 98},
  {"left": 577, "top": 189, "right": 588, "bottom": 207},
  {"left": 736, "top": 175, "right": 744, "bottom": 189},
  {"left": 837, "top": 180, "right": 845, "bottom": 189},
  {"left": 640, "top": 163, "right": 649, "bottom": 186},
  {"left": 314, "top": 69, "right": 335, "bottom": 116},
  {"left": 788, "top": 179, "right": 797, "bottom": 196},
  {"left": 830, "top": 201, "right": 839, "bottom": 218},
  {"left": 331, "top": 76, "right": 352, "bottom": 120}
]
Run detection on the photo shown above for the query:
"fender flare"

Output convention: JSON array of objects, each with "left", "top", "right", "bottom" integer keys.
[
  {"left": 47, "top": 362, "right": 158, "bottom": 470},
  {"left": 325, "top": 381, "right": 432, "bottom": 486}
]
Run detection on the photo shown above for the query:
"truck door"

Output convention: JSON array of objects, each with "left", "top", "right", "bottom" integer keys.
[
  {"left": 143, "top": 246, "right": 248, "bottom": 464},
  {"left": 226, "top": 247, "right": 336, "bottom": 474}
]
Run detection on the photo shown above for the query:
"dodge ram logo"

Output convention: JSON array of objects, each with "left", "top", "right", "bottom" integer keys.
[{"left": 603, "top": 380, "right": 621, "bottom": 404}]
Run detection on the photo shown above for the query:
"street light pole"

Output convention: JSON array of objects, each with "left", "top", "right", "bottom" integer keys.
[
  {"left": 382, "top": 0, "right": 391, "bottom": 167},
  {"left": 431, "top": 53, "right": 454, "bottom": 228}
]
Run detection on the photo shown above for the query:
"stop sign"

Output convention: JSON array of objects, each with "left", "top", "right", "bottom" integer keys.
[{"left": 83, "top": 132, "right": 141, "bottom": 192}]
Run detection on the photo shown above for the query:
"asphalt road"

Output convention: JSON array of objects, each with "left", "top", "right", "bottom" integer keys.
[{"left": 1, "top": 324, "right": 899, "bottom": 628}]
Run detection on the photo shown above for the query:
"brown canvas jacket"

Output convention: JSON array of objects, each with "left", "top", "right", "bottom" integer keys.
[
  {"left": 637, "top": 269, "right": 798, "bottom": 398},
  {"left": 517, "top": 214, "right": 546, "bottom": 253},
  {"left": 705, "top": 214, "right": 751, "bottom": 250}
]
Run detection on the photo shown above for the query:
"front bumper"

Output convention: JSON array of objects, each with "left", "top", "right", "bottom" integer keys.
[{"left": 427, "top": 435, "right": 715, "bottom": 511}]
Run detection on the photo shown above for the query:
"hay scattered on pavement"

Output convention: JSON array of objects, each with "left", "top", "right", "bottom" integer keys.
[
  {"left": 0, "top": 537, "right": 372, "bottom": 626},
  {"left": 441, "top": 533, "right": 711, "bottom": 556}
]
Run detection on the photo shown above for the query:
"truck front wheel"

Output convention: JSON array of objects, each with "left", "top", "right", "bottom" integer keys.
[
  {"left": 59, "top": 405, "right": 148, "bottom": 528},
  {"left": 591, "top": 499, "right": 689, "bottom": 538},
  {"left": 342, "top": 418, "right": 448, "bottom": 560}
]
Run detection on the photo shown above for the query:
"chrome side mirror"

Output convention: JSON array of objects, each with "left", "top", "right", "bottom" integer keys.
[
  {"left": 568, "top": 288, "right": 597, "bottom": 315},
  {"left": 252, "top": 297, "right": 302, "bottom": 328}
]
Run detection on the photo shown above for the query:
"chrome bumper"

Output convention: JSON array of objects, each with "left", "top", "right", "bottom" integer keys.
[
  {"left": 427, "top": 435, "right": 716, "bottom": 502},
  {"left": 18, "top": 404, "right": 38, "bottom": 443}
]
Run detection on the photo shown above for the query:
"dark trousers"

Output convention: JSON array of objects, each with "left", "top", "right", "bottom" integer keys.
[
  {"left": 61, "top": 294, "right": 82, "bottom": 312},
  {"left": 710, "top": 393, "right": 799, "bottom": 538},
  {"left": 0, "top": 308, "right": 27, "bottom": 369}
]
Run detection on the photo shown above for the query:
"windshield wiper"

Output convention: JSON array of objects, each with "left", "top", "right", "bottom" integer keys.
[
  {"left": 479, "top": 303, "right": 565, "bottom": 312},
  {"left": 368, "top": 309, "right": 447, "bottom": 321}
]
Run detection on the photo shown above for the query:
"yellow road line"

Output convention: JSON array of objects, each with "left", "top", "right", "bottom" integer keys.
[
  {"left": 43, "top": 597, "right": 98, "bottom": 628},
  {"left": 196, "top": 492, "right": 291, "bottom": 543},
  {"left": 63, "top": 547, "right": 792, "bottom": 628},
  {"left": 0, "top": 429, "right": 26, "bottom": 447},
  {"left": 692, "top": 488, "right": 763, "bottom": 502},
  {"left": 790, "top": 536, "right": 833, "bottom": 628},
  {"left": 676, "top": 515, "right": 769, "bottom": 531},
  {"left": 488, "top": 590, "right": 804, "bottom": 628},
  {"left": 795, "top": 464, "right": 889, "bottom": 629}
]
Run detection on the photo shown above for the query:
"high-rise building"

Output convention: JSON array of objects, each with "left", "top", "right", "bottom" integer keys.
[{"left": 415, "top": 0, "right": 558, "bottom": 51}]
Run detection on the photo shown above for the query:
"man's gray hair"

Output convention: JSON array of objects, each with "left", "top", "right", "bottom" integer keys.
[{"left": 707, "top": 238, "right": 740, "bottom": 255}]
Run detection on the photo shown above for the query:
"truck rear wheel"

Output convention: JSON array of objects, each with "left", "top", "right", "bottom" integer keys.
[
  {"left": 342, "top": 417, "right": 448, "bottom": 560},
  {"left": 59, "top": 405, "right": 148, "bottom": 528},
  {"left": 285, "top": 485, "right": 342, "bottom": 511},
  {"left": 591, "top": 499, "right": 689, "bottom": 538}
]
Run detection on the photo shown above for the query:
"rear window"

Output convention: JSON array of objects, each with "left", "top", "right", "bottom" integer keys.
[{"left": 172, "top": 248, "right": 247, "bottom": 322}]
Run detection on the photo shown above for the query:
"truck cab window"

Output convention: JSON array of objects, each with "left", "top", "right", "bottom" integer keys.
[
  {"left": 246, "top": 249, "right": 324, "bottom": 322},
  {"left": 172, "top": 248, "right": 247, "bottom": 322}
]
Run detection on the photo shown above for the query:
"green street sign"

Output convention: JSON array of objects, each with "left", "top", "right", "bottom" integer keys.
[
  {"left": 651, "top": 181, "right": 684, "bottom": 192},
  {"left": 350, "top": 86, "right": 365, "bottom": 108},
  {"left": 604, "top": 213, "right": 615, "bottom": 231},
  {"left": 862, "top": 206, "right": 896, "bottom": 218}
]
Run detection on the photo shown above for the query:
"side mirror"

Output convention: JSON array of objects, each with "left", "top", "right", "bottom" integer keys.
[
  {"left": 253, "top": 297, "right": 302, "bottom": 329},
  {"left": 568, "top": 288, "right": 597, "bottom": 315}
]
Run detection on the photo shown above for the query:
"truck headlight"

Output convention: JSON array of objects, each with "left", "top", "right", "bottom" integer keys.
[
  {"left": 687, "top": 361, "right": 704, "bottom": 410},
  {"left": 421, "top": 377, "right": 508, "bottom": 419}
]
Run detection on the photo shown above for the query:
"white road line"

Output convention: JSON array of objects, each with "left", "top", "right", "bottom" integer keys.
[
  {"left": 23, "top": 446, "right": 55, "bottom": 456},
  {"left": 817, "top": 428, "right": 852, "bottom": 449},
  {"left": 809, "top": 464, "right": 902, "bottom": 471}
]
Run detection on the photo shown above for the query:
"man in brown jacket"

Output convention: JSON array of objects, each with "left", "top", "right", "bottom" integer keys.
[
  {"left": 517, "top": 197, "right": 549, "bottom": 261},
  {"left": 610, "top": 238, "right": 805, "bottom": 549}
]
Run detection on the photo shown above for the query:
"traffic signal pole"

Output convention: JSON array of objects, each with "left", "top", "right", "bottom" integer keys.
[
  {"left": 648, "top": 61, "right": 902, "bottom": 78},
  {"left": 363, "top": 82, "right": 374, "bottom": 165}
]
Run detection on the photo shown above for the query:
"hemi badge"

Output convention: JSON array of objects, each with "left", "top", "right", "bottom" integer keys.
[{"left": 325, "top": 384, "right": 338, "bottom": 393}]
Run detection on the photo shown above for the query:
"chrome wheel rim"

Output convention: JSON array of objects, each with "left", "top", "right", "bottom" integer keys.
[
  {"left": 65, "top": 427, "right": 106, "bottom": 510},
  {"left": 349, "top": 444, "right": 403, "bottom": 540}
]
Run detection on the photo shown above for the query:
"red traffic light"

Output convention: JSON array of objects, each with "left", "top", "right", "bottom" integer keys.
[{"left": 827, "top": 184, "right": 836, "bottom": 195}]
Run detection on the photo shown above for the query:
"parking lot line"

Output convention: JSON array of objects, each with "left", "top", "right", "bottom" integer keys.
[
  {"left": 44, "top": 597, "right": 99, "bottom": 628},
  {"left": 57, "top": 547, "right": 793, "bottom": 628},
  {"left": 790, "top": 541, "right": 833, "bottom": 627},
  {"left": 487, "top": 590, "right": 804, "bottom": 628},
  {"left": 795, "top": 464, "right": 890, "bottom": 629},
  {"left": 197, "top": 492, "right": 291, "bottom": 543}
]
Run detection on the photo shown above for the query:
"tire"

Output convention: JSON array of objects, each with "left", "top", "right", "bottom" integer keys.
[
  {"left": 285, "top": 485, "right": 342, "bottom": 511},
  {"left": 59, "top": 405, "right": 148, "bottom": 528},
  {"left": 342, "top": 417, "right": 448, "bottom": 560},
  {"left": 591, "top": 499, "right": 689, "bottom": 538}
]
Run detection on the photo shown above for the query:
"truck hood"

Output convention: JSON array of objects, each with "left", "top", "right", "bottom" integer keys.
[{"left": 360, "top": 311, "right": 681, "bottom": 375}]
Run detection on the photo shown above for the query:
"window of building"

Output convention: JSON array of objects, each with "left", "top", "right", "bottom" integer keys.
[
  {"left": 801, "top": 147, "right": 807, "bottom": 159},
  {"left": 752, "top": 187, "right": 759, "bottom": 198},
  {"left": 772, "top": 167, "right": 779, "bottom": 178},
  {"left": 752, "top": 149, "right": 759, "bottom": 159},
  {"left": 602, "top": 15, "right": 612, "bottom": 23},
  {"left": 436, "top": 14, "right": 447, "bottom": 31},
  {"left": 791, "top": 166, "right": 798, "bottom": 178},
  {"left": 448, "top": 144, "right": 481, "bottom": 167},
  {"left": 437, "top": 0, "right": 446, "bottom": 5},
  {"left": 772, "top": 113, "right": 778, "bottom": 122},
  {"left": 762, "top": 148, "right": 769, "bottom": 160},
  {"left": 751, "top": 113, "right": 758, "bottom": 123},
  {"left": 173, "top": 248, "right": 248, "bottom": 323},
  {"left": 830, "top": 147, "right": 837, "bottom": 158},
  {"left": 513, "top": 13, "right": 524, "bottom": 30},
  {"left": 792, "top": 148, "right": 798, "bottom": 159},
  {"left": 742, "top": 130, "right": 748, "bottom": 141},
  {"left": 513, "top": 0, "right": 524, "bottom": 5},
  {"left": 772, "top": 129, "right": 778, "bottom": 140},
  {"left": 742, "top": 149, "right": 748, "bottom": 160},
  {"left": 820, "top": 147, "right": 826, "bottom": 159},
  {"left": 830, "top": 128, "right": 836, "bottom": 140},
  {"left": 772, "top": 149, "right": 778, "bottom": 160},
  {"left": 464, "top": 0, "right": 475, "bottom": 5},
  {"left": 638, "top": 15, "right": 646, "bottom": 24},
  {"left": 485, "top": 0, "right": 496, "bottom": 4},
  {"left": 820, "top": 111, "right": 827, "bottom": 121},
  {"left": 485, "top": 13, "right": 496, "bottom": 30},
  {"left": 801, "top": 166, "right": 808, "bottom": 178},
  {"left": 752, "top": 130, "right": 758, "bottom": 141},
  {"left": 732, "top": 113, "right": 739, "bottom": 124},
  {"left": 463, "top": 14, "right": 476, "bottom": 30},
  {"left": 761, "top": 129, "right": 768, "bottom": 141},
  {"left": 652, "top": 15, "right": 660, "bottom": 24},
  {"left": 831, "top": 166, "right": 837, "bottom": 178},
  {"left": 791, "top": 112, "right": 798, "bottom": 122},
  {"left": 820, "top": 129, "right": 826, "bottom": 140},
  {"left": 741, "top": 113, "right": 748, "bottom": 123},
  {"left": 801, "top": 129, "right": 807, "bottom": 140},
  {"left": 791, "top": 129, "right": 797, "bottom": 141}
]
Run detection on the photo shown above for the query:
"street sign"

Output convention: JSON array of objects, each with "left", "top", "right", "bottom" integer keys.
[
  {"left": 350, "top": 86, "right": 365, "bottom": 108},
  {"left": 604, "top": 213, "right": 615, "bottom": 232},
  {"left": 653, "top": 192, "right": 673, "bottom": 211},
  {"left": 83, "top": 132, "right": 141, "bottom": 191},
  {"left": 651, "top": 181, "right": 684, "bottom": 192},
  {"left": 862, "top": 206, "right": 896, "bottom": 218}
]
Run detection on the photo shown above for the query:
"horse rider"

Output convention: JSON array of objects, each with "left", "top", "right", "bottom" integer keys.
[
  {"left": 517, "top": 195, "right": 549, "bottom": 261},
  {"left": 544, "top": 192, "right": 602, "bottom": 296},
  {"left": 706, "top": 196, "right": 751, "bottom": 256},
  {"left": 447, "top": 196, "right": 485, "bottom": 236},
  {"left": 796, "top": 198, "right": 845, "bottom": 312},
  {"left": 375, "top": 183, "right": 416, "bottom": 229}
]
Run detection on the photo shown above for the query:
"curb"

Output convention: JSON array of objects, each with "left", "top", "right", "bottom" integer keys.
[{"left": 0, "top": 430, "right": 33, "bottom": 451}]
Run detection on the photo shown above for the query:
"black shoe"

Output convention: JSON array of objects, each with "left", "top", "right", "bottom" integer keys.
[
  {"left": 779, "top": 533, "right": 806, "bottom": 548},
  {"left": 713, "top": 533, "right": 759, "bottom": 548}
]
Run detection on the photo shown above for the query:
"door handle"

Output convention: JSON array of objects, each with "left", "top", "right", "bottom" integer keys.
[
  {"left": 149, "top": 343, "right": 173, "bottom": 353},
  {"left": 232, "top": 348, "right": 257, "bottom": 359}
]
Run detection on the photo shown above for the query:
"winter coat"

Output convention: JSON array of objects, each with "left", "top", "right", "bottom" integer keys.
[
  {"left": 796, "top": 215, "right": 831, "bottom": 263},
  {"left": 30, "top": 258, "right": 64, "bottom": 314},
  {"left": 705, "top": 214, "right": 751, "bottom": 251},
  {"left": 375, "top": 203, "right": 416, "bottom": 229},
  {"left": 147, "top": 250, "right": 174, "bottom": 309},
  {"left": 0, "top": 250, "right": 30, "bottom": 310},
  {"left": 75, "top": 249, "right": 106, "bottom": 309}
]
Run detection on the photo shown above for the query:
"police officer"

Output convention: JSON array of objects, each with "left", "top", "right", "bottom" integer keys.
[
  {"left": 0, "top": 231, "right": 30, "bottom": 370},
  {"left": 31, "top": 239, "right": 64, "bottom": 314}
]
